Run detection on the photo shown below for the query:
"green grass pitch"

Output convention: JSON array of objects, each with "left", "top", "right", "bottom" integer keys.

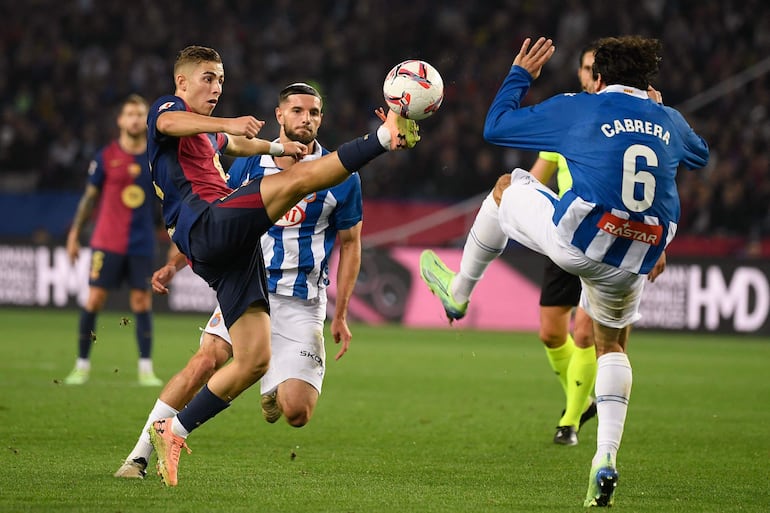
[{"left": 1, "top": 308, "right": 768, "bottom": 512}]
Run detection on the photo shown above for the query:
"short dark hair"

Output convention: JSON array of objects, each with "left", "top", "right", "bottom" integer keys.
[
  {"left": 174, "top": 45, "right": 222, "bottom": 74},
  {"left": 578, "top": 40, "right": 600, "bottom": 68},
  {"left": 279, "top": 82, "right": 322, "bottom": 104},
  {"left": 593, "top": 36, "right": 662, "bottom": 90}
]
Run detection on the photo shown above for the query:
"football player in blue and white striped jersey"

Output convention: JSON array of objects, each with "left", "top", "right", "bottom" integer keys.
[
  {"left": 489, "top": 35, "right": 708, "bottom": 508},
  {"left": 424, "top": 36, "right": 708, "bottom": 507}
]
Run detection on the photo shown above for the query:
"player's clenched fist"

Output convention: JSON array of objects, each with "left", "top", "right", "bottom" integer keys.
[
  {"left": 280, "top": 140, "right": 308, "bottom": 160},
  {"left": 227, "top": 116, "right": 265, "bottom": 139}
]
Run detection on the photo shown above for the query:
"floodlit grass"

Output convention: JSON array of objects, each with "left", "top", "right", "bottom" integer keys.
[{"left": 1, "top": 308, "right": 768, "bottom": 512}]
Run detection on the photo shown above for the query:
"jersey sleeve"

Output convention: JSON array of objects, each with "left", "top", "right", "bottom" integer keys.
[
  {"left": 86, "top": 148, "right": 106, "bottom": 189},
  {"left": 662, "top": 106, "right": 710, "bottom": 170},
  {"left": 147, "top": 95, "right": 187, "bottom": 144},
  {"left": 332, "top": 173, "right": 363, "bottom": 230},
  {"left": 483, "top": 66, "right": 577, "bottom": 152}
]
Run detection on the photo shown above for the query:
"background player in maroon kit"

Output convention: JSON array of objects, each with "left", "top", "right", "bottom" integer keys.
[{"left": 64, "top": 94, "right": 163, "bottom": 387}]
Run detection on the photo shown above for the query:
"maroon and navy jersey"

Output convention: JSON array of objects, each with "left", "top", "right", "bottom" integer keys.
[
  {"left": 147, "top": 94, "right": 231, "bottom": 255},
  {"left": 87, "top": 140, "right": 156, "bottom": 257}
]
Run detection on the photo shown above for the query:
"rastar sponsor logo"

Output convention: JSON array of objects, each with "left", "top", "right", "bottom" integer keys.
[{"left": 597, "top": 212, "right": 662, "bottom": 245}]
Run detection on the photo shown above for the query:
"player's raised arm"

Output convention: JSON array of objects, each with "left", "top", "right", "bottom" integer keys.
[
  {"left": 483, "top": 37, "right": 559, "bottom": 149},
  {"left": 225, "top": 135, "right": 307, "bottom": 159},
  {"left": 156, "top": 110, "right": 263, "bottom": 138}
]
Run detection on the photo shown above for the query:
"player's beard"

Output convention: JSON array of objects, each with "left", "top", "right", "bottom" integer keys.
[
  {"left": 285, "top": 125, "right": 316, "bottom": 145},
  {"left": 126, "top": 126, "right": 147, "bottom": 139}
]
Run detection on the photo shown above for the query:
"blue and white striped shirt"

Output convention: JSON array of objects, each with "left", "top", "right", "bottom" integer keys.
[
  {"left": 484, "top": 66, "right": 709, "bottom": 274},
  {"left": 227, "top": 142, "right": 362, "bottom": 299}
]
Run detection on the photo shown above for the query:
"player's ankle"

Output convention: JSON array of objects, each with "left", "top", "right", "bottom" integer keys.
[{"left": 376, "top": 125, "right": 391, "bottom": 150}]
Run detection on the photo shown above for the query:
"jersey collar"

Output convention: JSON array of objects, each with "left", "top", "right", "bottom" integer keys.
[{"left": 598, "top": 84, "right": 648, "bottom": 99}]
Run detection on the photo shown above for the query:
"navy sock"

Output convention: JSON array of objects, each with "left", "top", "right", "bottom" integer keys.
[
  {"left": 135, "top": 311, "right": 152, "bottom": 359},
  {"left": 176, "top": 385, "right": 230, "bottom": 433},
  {"left": 337, "top": 132, "right": 386, "bottom": 172},
  {"left": 77, "top": 311, "right": 97, "bottom": 359}
]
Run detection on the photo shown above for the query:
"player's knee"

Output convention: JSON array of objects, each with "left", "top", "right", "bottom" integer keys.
[
  {"left": 538, "top": 327, "right": 567, "bottom": 348},
  {"left": 492, "top": 174, "right": 511, "bottom": 206},
  {"left": 283, "top": 403, "right": 313, "bottom": 428},
  {"left": 186, "top": 351, "right": 220, "bottom": 385},
  {"left": 130, "top": 293, "right": 152, "bottom": 312},
  {"left": 572, "top": 328, "right": 594, "bottom": 349},
  {"left": 238, "top": 355, "right": 270, "bottom": 383}
]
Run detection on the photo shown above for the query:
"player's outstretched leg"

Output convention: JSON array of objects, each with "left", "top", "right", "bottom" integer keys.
[
  {"left": 419, "top": 250, "right": 468, "bottom": 321},
  {"left": 148, "top": 417, "right": 191, "bottom": 487},
  {"left": 583, "top": 453, "right": 618, "bottom": 508}
]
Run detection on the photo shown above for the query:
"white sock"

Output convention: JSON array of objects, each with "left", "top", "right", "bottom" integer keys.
[
  {"left": 75, "top": 358, "right": 90, "bottom": 371},
  {"left": 126, "top": 399, "right": 179, "bottom": 462},
  {"left": 592, "top": 352, "right": 633, "bottom": 468},
  {"left": 171, "top": 416, "right": 190, "bottom": 438},
  {"left": 376, "top": 125, "right": 391, "bottom": 149},
  {"left": 451, "top": 193, "right": 508, "bottom": 303},
  {"left": 138, "top": 358, "right": 154, "bottom": 374}
]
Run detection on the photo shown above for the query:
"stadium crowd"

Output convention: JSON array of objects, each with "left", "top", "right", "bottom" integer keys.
[{"left": 2, "top": 0, "right": 769, "bottom": 240}]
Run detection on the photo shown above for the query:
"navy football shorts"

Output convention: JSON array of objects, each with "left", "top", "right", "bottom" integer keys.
[
  {"left": 185, "top": 180, "right": 274, "bottom": 329},
  {"left": 88, "top": 249, "right": 152, "bottom": 290}
]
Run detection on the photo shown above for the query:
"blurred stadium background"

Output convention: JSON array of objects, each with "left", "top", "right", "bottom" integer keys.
[{"left": 1, "top": 0, "right": 769, "bottom": 335}]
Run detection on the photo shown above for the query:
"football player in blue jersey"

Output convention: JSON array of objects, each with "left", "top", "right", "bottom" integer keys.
[
  {"left": 115, "top": 83, "right": 363, "bottom": 480},
  {"left": 422, "top": 42, "right": 666, "bottom": 448},
  {"left": 422, "top": 36, "right": 708, "bottom": 507}
]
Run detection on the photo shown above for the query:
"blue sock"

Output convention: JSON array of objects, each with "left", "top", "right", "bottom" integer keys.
[
  {"left": 77, "top": 311, "right": 97, "bottom": 359},
  {"left": 176, "top": 385, "right": 230, "bottom": 433},
  {"left": 135, "top": 311, "right": 152, "bottom": 359},
  {"left": 337, "top": 133, "right": 386, "bottom": 172}
]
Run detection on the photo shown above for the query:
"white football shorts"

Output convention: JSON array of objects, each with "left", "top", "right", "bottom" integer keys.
[
  {"left": 497, "top": 168, "right": 646, "bottom": 328},
  {"left": 202, "top": 292, "right": 327, "bottom": 395}
]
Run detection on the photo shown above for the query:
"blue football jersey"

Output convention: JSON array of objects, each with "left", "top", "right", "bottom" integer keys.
[
  {"left": 226, "top": 141, "right": 363, "bottom": 299},
  {"left": 484, "top": 66, "right": 709, "bottom": 274}
]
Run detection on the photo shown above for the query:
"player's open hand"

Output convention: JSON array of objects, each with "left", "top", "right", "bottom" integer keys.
[
  {"left": 330, "top": 317, "right": 352, "bottom": 360},
  {"left": 227, "top": 116, "right": 265, "bottom": 139},
  {"left": 647, "top": 251, "right": 667, "bottom": 283},
  {"left": 513, "top": 37, "right": 555, "bottom": 80},
  {"left": 151, "top": 264, "right": 177, "bottom": 295}
]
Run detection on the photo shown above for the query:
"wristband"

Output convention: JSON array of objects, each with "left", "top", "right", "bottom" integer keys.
[{"left": 269, "top": 141, "right": 285, "bottom": 157}]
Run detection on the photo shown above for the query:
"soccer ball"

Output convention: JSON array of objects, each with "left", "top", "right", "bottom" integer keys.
[{"left": 383, "top": 60, "right": 444, "bottom": 120}]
